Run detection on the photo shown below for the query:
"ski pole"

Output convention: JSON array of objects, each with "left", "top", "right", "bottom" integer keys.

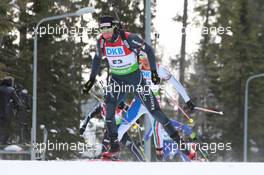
[
  {"left": 134, "top": 122, "right": 148, "bottom": 161},
  {"left": 164, "top": 90, "right": 193, "bottom": 124},
  {"left": 198, "top": 148, "right": 209, "bottom": 162},
  {"left": 109, "top": 0, "right": 133, "bottom": 50},
  {"left": 194, "top": 107, "right": 224, "bottom": 115},
  {"left": 109, "top": 0, "right": 121, "bottom": 22},
  {"left": 90, "top": 90, "right": 103, "bottom": 103},
  {"left": 98, "top": 80, "right": 105, "bottom": 93},
  {"left": 178, "top": 105, "right": 193, "bottom": 123}
]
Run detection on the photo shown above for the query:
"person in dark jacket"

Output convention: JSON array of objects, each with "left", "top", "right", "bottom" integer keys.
[{"left": 0, "top": 77, "right": 23, "bottom": 145}]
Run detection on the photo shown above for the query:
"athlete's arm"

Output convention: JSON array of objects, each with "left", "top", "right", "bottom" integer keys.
[
  {"left": 90, "top": 38, "right": 103, "bottom": 79},
  {"left": 80, "top": 103, "right": 102, "bottom": 135},
  {"left": 159, "top": 66, "right": 191, "bottom": 103},
  {"left": 83, "top": 39, "right": 103, "bottom": 94},
  {"left": 127, "top": 33, "right": 157, "bottom": 71},
  {"left": 84, "top": 103, "right": 102, "bottom": 124}
]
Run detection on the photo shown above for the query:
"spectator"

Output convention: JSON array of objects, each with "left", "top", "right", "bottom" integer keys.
[{"left": 0, "top": 77, "right": 23, "bottom": 145}]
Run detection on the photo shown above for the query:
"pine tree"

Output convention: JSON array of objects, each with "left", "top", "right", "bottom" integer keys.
[
  {"left": 190, "top": 0, "right": 264, "bottom": 161},
  {"left": 0, "top": 0, "right": 18, "bottom": 79},
  {"left": 0, "top": 0, "right": 94, "bottom": 159}
]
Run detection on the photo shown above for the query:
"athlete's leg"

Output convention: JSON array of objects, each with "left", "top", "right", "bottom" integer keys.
[
  {"left": 104, "top": 77, "right": 126, "bottom": 152},
  {"left": 101, "top": 130, "right": 110, "bottom": 153},
  {"left": 170, "top": 119, "right": 193, "bottom": 136},
  {"left": 128, "top": 72, "right": 181, "bottom": 143},
  {"left": 147, "top": 115, "right": 163, "bottom": 149},
  {"left": 120, "top": 132, "right": 145, "bottom": 162},
  {"left": 117, "top": 98, "right": 148, "bottom": 141}
]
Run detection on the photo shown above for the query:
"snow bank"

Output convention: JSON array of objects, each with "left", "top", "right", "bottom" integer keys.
[{"left": 1, "top": 160, "right": 263, "bottom": 175}]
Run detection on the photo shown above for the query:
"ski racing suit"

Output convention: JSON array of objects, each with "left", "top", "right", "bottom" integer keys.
[
  {"left": 89, "top": 32, "right": 182, "bottom": 151},
  {"left": 80, "top": 102, "right": 145, "bottom": 161},
  {"left": 117, "top": 64, "right": 193, "bottom": 151}
]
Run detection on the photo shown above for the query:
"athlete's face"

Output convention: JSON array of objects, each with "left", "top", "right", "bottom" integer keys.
[
  {"left": 139, "top": 57, "right": 150, "bottom": 70},
  {"left": 100, "top": 26, "right": 114, "bottom": 39}
]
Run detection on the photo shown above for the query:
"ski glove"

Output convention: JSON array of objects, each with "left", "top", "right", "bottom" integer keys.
[
  {"left": 155, "top": 148, "right": 164, "bottom": 161},
  {"left": 83, "top": 78, "right": 96, "bottom": 94},
  {"left": 151, "top": 70, "right": 161, "bottom": 85},
  {"left": 185, "top": 100, "right": 195, "bottom": 111},
  {"left": 117, "top": 101, "right": 129, "bottom": 111}
]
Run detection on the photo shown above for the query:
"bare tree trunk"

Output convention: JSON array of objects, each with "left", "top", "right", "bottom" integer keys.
[
  {"left": 178, "top": 0, "right": 188, "bottom": 122},
  {"left": 201, "top": 0, "right": 211, "bottom": 76},
  {"left": 179, "top": 0, "right": 188, "bottom": 85},
  {"left": 199, "top": 0, "right": 211, "bottom": 136}
]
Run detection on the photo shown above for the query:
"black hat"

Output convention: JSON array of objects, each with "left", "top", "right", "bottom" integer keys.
[
  {"left": 99, "top": 16, "right": 118, "bottom": 28},
  {"left": 1, "top": 76, "right": 14, "bottom": 87}
]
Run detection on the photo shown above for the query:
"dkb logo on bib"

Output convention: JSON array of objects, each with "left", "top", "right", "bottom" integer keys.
[
  {"left": 106, "top": 46, "right": 125, "bottom": 57},
  {"left": 142, "top": 71, "right": 151, "bottom": 78}
]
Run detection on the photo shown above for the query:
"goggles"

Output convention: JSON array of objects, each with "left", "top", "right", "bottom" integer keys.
[
  {"left": 99, "top": 22, "right": 114, "bottom": 33},
  {"left": 100, "top": 26, "right": 114, "bottom": 33}
]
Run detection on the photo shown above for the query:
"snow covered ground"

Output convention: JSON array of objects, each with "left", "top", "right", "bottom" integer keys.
[{"left": 1, "top": 161, "right": 264, "bottom": 175}]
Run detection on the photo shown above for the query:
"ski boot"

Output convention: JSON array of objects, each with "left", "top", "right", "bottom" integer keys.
[
  {"left": 101, "top": 139, "right": 120, "bottom": 161},
  {"left": 187, "top": 133, "right": 209, "bottom": 161}
]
